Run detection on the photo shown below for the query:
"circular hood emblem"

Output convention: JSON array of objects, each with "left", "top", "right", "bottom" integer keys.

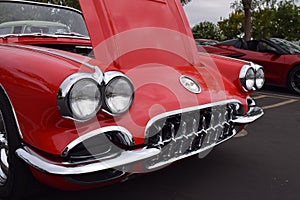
[{"left": 180, "top": 76, "right": 201, "bottom": 94}]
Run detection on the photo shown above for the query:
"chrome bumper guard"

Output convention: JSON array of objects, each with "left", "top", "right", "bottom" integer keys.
[
  {"left": 232, "top": 106, "right": 264, "bottom": 124},
  {"left": 15, "top": 99, "right": 263, "bottom": 176}
]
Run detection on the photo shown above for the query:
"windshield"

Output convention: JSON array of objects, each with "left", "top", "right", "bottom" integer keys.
[
  {"left": 270, "top": 38, "right": 300, "bottom": 54},
  {"left": 0, "top": 1, "right": 89, "bottom": 37}
]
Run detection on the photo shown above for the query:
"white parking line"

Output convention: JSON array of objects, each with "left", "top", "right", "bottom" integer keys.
[
  {"left": 253, "top": 95, "right": 268, "bottom": 100},
  {"left": 255, "top": 91, "right": 300, "bottom": 100},
  {"left": 262, "top": 99, "right": 298, "bottom": 110},
  {"left": 253, "top": 91, "right": 299, "bottom": 110}
]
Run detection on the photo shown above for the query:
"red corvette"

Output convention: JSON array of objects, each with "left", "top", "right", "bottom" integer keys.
[
  {"left": 199, "top": 38, "right": 300, "bottom": 94},
  {"left": 0, "top": 0, "right": 264, "bottom": 199}
]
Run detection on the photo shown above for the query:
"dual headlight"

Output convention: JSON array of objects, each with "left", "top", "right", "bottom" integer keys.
[
  {"left": 239, "top": 64, "right": 265, "bottom": 91},
  {"left": 57, "top": 70, "right": 134, "bottom": 121}
]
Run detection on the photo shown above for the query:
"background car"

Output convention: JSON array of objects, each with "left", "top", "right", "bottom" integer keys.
[
  {"left": 199, "top": 38, "right": 300, "bottom": 94},
  {"left": 0, "top": 0, "right": 264, "bottom": 199}
]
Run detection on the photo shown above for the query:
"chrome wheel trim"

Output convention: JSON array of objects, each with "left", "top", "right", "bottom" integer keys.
[{"left": 0, "top": 110, "right": 9, "bottom": 186}]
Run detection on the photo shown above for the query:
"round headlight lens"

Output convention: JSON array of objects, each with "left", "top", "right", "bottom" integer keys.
[
  {"left": 69, "top": 79, "right": 101, "bottom": 120},
  {"left": 255, "top": 68, "right": 265, "bottom": 89},
  {"left": 245, "top": 68, "right": 255, "bottom": 90},
  {"left": 105, "top": 77, "right": 134, "bottom": 115}
]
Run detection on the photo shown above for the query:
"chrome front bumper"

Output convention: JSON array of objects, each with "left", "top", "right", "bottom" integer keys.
[
  {"left": 16, "top": 146, "right": 160, "bottom": 175},
  {"left": 16, "top": 99, "right": 263, "bottom": 176}
]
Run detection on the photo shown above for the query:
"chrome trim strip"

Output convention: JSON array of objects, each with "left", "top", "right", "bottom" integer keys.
[
  {"left": 145, "top": 99, "right": 241, "bottom": 132},
  {"left": 61, "top": 126, "right": 134, "bottom": 157},
  {"left": 1, "top": 44, "right": 97, "bottom": 71},
  {"left": 0, "top": 84, "right": 23, "bottom": 139},
  {"left": 16, "top": 146, "right": 160, "bottom": 175}
]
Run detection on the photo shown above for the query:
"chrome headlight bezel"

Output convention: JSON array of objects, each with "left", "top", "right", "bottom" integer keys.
[
  {"left": 57, "top": 68, "right": 103, "bottom": 122},
  {"left": 254, "top": 65, "right": 265, "bottom": 90},
  {"left": 240, "top": 64, "right": 255, "bottom": 91},
  {"left": 239, "top": 64, "right": 265, "bottom": 92},
  {"left": 103, "top": 71, "right": 134, "bottom": 116}
]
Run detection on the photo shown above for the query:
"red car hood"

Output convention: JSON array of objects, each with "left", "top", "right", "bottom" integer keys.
[{"left": 78, "top": 0, "right": 199, "bottom": 69}]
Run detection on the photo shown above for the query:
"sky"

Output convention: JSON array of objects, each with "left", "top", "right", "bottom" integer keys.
[{"left": 183, "top": 0, "right": 234, "bottom": 27}]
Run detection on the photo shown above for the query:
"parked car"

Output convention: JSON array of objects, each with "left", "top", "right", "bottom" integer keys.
[
  {"left": 199, "top": 38, "right": 300, "bottom": 94},
  {"left": 0, "top": 0, "right": 264, "bottom": 199}
]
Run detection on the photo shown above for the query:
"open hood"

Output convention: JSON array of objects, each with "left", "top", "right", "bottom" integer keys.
[{"left": 78, "top": 0, "right": 199, "bottom": 68}]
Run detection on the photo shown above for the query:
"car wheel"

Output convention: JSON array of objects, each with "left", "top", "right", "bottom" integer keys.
[
  {"left": 0, "top": 90, "right": 42, "bottom": 199},
  {"left": 288, "top": 65, "right": 300, "bottom": 94}
]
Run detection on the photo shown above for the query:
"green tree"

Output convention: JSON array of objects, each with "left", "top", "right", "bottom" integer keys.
[
  {"left": 226, "top": 0, "right": 300, "bottom": 40},
  {"left": 192, "top": 21, "right": 223, "bottom": 40},
  {"left": 251, "top": 0, "right": 300, "bottom": 40},
  {"left": 218, "top": 12, "right": 244, "bottom": 40},
  {"left": 231, "top": 0, "right": 278, "bottom": 40},
  {"left": 251, "top": 8, "right": 275, "bottom": 39},
  {"left": 272, "top": 0, "right": 300, "bottom": 40}
]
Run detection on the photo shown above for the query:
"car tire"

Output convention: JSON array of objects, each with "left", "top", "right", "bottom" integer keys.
[
  {"left": 287, "top": 65, "right": 300, "bottom": 95},
  {"left": 0, "top": 90, "right": 43, "bottom": 200}
]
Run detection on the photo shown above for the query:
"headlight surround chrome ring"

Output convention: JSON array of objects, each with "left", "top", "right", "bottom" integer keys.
[
  {"left": 103, "top": 71, "right": 134, "bottom": 116},
  {"left": 240, "top": 64, "right": 256, "bottom": 91},
  {"left": 57, "top": 68, "right": 103, "bottom": 121},
  {"left": 254, "top": 65, "right": 265, "bottom": 90},
  {"left": 69, "top": 79, "right": 102, "bottom": 121}
]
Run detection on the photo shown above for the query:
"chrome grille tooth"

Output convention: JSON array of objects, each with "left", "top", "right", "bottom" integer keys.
[
  {"left": 229, "top": 105, "right": 234, "bottom": 121},
  {"left": 198, "top": 133, "right": 205, "bottom": 148},
  {"left": 192, "top": 118, "right": 198, "bottom": 133},
  {"left": 170, "top": 123, "right": 175, "bottom": 140},
  {"left": 179, "top": 121, "right": 187, "bottom": 136},
  {"left": 224, "top": 109, "right": 229, "bottom": 122},
  {"left": 202, "top": 115, "right": 206, "bottom": 131},
  {"left": 218, "top": 112, "right": 223, "bottom": 125},
  {"left": 210, "top": 110, "right": 215, "bottom": 128}
]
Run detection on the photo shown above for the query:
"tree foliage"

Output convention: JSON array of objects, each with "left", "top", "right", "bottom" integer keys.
[
  {"left": 192, "top": 21, "right": 223, "bottom": 40},
  {"left": 218, "top": 12, "right": 244, "bottom": 40},
  {"left": 214, "top": 0, "right": 300, "bottom": 41},
  {"left": 230, "top": 0, "right": 299, "bottom": 40},
  {"left": 193, "top": 0, "right": 300, "bottom": 41}
]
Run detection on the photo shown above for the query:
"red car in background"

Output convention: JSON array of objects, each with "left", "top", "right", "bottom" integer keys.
[
  {"left": 0, "top": 0, "right": 264, "bottom": 199},
  {"left": 199, "top": 38, "right": 300, "bottom": 94}
]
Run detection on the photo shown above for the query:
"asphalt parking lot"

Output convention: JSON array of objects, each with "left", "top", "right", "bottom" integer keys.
[{"left": 30, "top": 87, "right": 300, "bottom": 200}]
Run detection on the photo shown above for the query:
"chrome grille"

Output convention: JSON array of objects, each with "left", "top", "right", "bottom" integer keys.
[{"left": 145, "top": 100, "right": 243, "bottom": 168}]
